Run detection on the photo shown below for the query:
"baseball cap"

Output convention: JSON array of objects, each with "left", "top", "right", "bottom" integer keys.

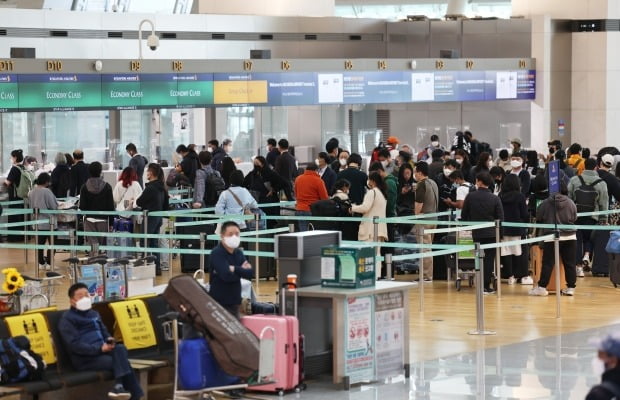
[
  {"left": 511, "top": 138, "right": 522, "bottom": 145},
  {"left": 598, "top": 333, "right": 620, "bottom": 358},
  {"left": 387, "top": 136, "right": 400, "bottom": 145},
  {"left": 602, "top": 154, "right": 615, "bottom": 168}
]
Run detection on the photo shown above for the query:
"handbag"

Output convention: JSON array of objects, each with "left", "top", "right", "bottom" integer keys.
[
  {"left": 227, "top": 189, "right": 266, "bottom": 231},
  {"left": 605, "top": 230, "right": 620, "bottom": 254}
]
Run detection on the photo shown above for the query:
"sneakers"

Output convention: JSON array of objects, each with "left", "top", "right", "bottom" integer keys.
[
  {"left": 520, "top": 276, "right": 534, "bottom": 285},
  {"left": 561, "top": 287, "right": 575, "bottom": 296},
  {"left": 529, "top": 286, "right": 549, "bottom": 296},
  {"left": 507, "top": 276, "right": 517, "bottom": 285},
  {"left": 38, "top": 263, "right": 47, "bottom": 270},
  {"left": 108, "top": 384, "right": 131, "bottom": 400},
  {"left": 423, "top": 277, "right": 433, "bottom": 283},
  {"left": 483, "top": 288, "right": 496, "bottom": 295},
  {"left": 576, "top": 266, "right": 585, "bottom": 277},
  {"left": 582, "top": 254, "right": 591, "bottom": 272}
]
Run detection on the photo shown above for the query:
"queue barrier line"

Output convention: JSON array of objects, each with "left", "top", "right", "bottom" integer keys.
[
  {"left": 577, "top": 208, "right": 620, "bottom": 218},
  {"left": 502, "top": 221, "right": 620, "bottom": 231},
  {"left": 341, "top": 240, "right": 472, "bottom": 251},
  {"left": 174, "top": 215, "right": 255, "bottom": 227},
  {"left": 2, "top": 209, "right": 36, "bottom": 216},
  {"left": 423, "top": 222, "right": 496, "bottom": 235},
  {"left": 479, "top": 234, "right": 556, "bottom": 251},
  {"left": 0, "top": 220, "right": 50, "bottom": 228},
  {"left": 0, "top": 200, "right": 28, "bottom": 206},
  {"left": 0, "top": 230, "right": 70, "bottom": 237}
]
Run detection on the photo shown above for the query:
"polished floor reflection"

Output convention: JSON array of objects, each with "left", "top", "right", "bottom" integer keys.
[{"left": 295, "top": 324, "right": 615, "bottom": 399}]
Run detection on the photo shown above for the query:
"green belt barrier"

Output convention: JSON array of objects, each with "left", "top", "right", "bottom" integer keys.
[
  {"left": 0, "top": 219, "right": 49, "bottom": 228},
  {"left": 0, "top": 243, "right": 90, "bottom": 252},
  {"left": 502, "top": 221, "right": 620, "bottom": 231},
  {"left": 263, "top": 215, "right": 373, "bottom": 222},
  {"left": 169, "top": 198, "right": 193, "bottom": 205},
  {"left": 0, "top": 230, "right": 70, "bottom": 237},
  {"left": 240, "top": 227, "right": 289, "bottom": 236},
  {"left": 423, "top": 222, "right": 496, "bottom": 235},
  {"left": 39, "top": 209, "right": 144, "bottom": 217},
  {"left": 2, "top": 209, "right": 35, "bottom": 216},
  {"left": 377, "top": 210, "right": 458, "bottom": 223},
  {"left": 0, "top": 200, "right": 26, "bottom": 206},
  {"left": 341, "top": 240, "right": 472, "bottom": 250},
  {"left": 174, "top": 215, "right": 255, "bottom": 227}
]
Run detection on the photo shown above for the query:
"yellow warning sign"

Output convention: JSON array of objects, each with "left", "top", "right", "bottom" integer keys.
[
  {"left": 109, "top": 300, "right": 156, "bottom": 350},
  {"left": 5, "top": 313, "right": 56, "bottom": 365}
]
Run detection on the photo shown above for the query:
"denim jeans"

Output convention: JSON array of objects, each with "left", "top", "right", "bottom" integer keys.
[{"left": 295, "top": 210, "right": 312, "bottom": 232}]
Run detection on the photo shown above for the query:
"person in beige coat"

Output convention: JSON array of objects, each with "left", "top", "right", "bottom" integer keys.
[{"left": 351, "top": 171, "right": 388, "bottom": 279}]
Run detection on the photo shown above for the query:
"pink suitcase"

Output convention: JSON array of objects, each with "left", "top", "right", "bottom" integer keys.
[{"left": 241, "top": 314, "right": 300, "bottom": 395}]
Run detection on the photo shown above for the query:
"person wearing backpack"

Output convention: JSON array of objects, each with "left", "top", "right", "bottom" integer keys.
[
  {"left": 4, "top": 149, "right": 30, "bottom": 242},
  {"left": 568, "top": 157, "right": 609, "bottom": 277},
  {"left": 586, "top": 333, "right": 620, "bottom": 400},
  {"left": 193, "top": 151, "right": 225, "bottom": 209},
  {"left": 243, "top": 156, "right": 286, "bottom": 229},
  {"left": 567, "top": 143, "right": 585, "bottom": 175}
]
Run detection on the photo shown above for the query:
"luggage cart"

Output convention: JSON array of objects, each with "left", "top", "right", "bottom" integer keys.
[
  {"left": 159, "top": 311, "right": 275, "bottom": 400},
  {"left": 20, "top": 272, "right": 65, "bottom": 311},
  {"left": 454, "top": 230, "right": 476, "bottom": 291}
]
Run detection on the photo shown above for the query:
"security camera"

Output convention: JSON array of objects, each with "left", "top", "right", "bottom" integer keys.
[{"left": 146, "top": 34, "right": 159, "bottom": 51}]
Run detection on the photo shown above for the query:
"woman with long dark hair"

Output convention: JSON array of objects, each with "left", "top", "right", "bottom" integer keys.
[
  {"left": 113, "top": 167, "right": 143, "bottom": 211},
  {"left": 243, "top": 156, "right": 286, "bottom": 228},
  {"left": 136, "top": 163, "right": 169, "bottom": 276},
  {"left": 351, "top": 171, "right": 388, "bottom": 279},
  {"left": 454, "top": 149, "right": 474, "bottom": 183},
  {"left": 4, "top": 149, "right": 26, "bottom": 242},
  {"left": 221, "top": 157, "right": 237, "bottom": 188},
  {"left": 471, "top": 151, "right": 492, "bottom": 178},
  {"left": 499, "top": 174, "right": 529, "bottom": 285}
]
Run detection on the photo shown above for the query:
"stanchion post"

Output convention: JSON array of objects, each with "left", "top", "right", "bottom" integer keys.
[
  {"left": 33, "top": 208, "right": 39, "bottom": 278},
  {"left": 495, "top": 219, "right": 501, "bottom": 298},
  {"left": 69, "top": 229, "right": 77, "bottom": 284},
  {"left": 468, "top": 242, "right": 496, "bottom": 335},
  {"left": 24, "top": 200, "right": 29, "bottom": 265},
  {"left": 385, "top": 253, "right": 393, "bottom": 280},
  {"left": 199, "top": 232, "right": 206, "bottom": 275},
  {"left": 288, "top": 223, "right": 295, "bottom": 233},
  {"left": 418, "top": 225, "right": 424, "bottom": 312},
  {"left": 254, "top": 212, "right": 261, "bottom": 296},
  {"left": 49, "top": 214, "right": 56, "bottom": 272},
  {"left": 554, "top": 230, "right": 561, "bottom": 319},
  {"left": 142, "top": 210, "right": 149, "bottom": 258},
  {"left": 373, "top": 217, "right": 380, "bottom": 280}
]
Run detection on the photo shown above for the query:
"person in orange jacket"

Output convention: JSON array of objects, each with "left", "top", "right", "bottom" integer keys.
[{"left": 294, "top": 163, "right": 329, "bottom": 232}]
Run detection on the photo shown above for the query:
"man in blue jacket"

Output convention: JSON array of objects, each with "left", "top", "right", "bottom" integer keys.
[
  {"left": 209, "top": 221, "right": 254, "bottom": 319},
  {"left": 58, "top": 283, "right": 143, "bottom": 400}
]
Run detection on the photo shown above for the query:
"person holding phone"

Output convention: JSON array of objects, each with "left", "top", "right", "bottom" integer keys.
[{"left": 58, "top": 283, "right": 143, "bottom": 400}]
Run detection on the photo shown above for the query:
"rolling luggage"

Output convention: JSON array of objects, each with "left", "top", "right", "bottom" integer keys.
[
  {"left": 393, "top": 230, "right": 419, "bottom": 274},
  {"left": 178, "top": 337, "right": 239, "bottom": 390},
  {"left": 609, "top": 253, "right": 620, "bottom": 287},
  {"left": 178, "top": 224, "right": 214, "bottom": 273},
  {"left": 163, "top": 275, "right": 260, "bottom": 380},
  {"left": 112, "top": 217, "right": 133, "bottom": 233},
  {"left": 106, "top": 235, "right": 134, "bottom": 260},
  {"left": 530, "top": 244, "right": 566, "bottom": 292},
  {"left": 591, "top": 230, "right": 611, "bottom": 276}
]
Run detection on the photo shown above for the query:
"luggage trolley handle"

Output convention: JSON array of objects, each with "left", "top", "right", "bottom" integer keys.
[{"left": 280, "top": 282, "right": 298, "bottom": 318}]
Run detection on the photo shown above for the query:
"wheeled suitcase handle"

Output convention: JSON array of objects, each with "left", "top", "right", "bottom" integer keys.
[{"left": 280, "top": 283, "right": 298, "bottom": 317}]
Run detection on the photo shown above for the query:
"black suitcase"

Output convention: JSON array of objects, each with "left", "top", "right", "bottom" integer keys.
[
  {"left": 393, "top": 230, "right": 419, "bottom": 274},
  {"left": 609, "top": 253, "right": 620, "bottom": 287},
  {"left": 592, "top": 230, "right": 611, "bottom": 276},
  {"left": 178, "top": 223, "right": 215, "bottom": 273},
  {"left": 513, "top": 242, "right": 530, "bottom": 279},
  {"left": 163, "top": 275, "right": 260, "bottom": 379}
]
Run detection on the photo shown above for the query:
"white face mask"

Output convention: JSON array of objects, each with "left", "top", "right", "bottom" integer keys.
[
  {"left": 339, "top": 158, "right": 347, "bottom": 166},
  {"left": 431, "top": 141, "right": 439, "bottom": 147},
  {"left": 226, "top": 146, "right": 233, "bottom": 153},
  {"left": 487, "top": 160, "right": 493, "bottom": 168},
  {"left": 315, "top": 159, "right": 320, "bottom": 166},
  {"left": 207, "top": 147, "right": 213, "bottom": 153},
  {"left": 511, "top": 160, "right": 522, "bottom": 169},
  {"left": 380, "top": 160, "right": 388, "bottom": 168},
  {"left": 591, "top": 357, "right": 606, "bottom": 376},
  {"left": 455, "top": 159, "right": 463, "bottom": 165},
  {"left": 443, "top": 168, "right": 453, "bottom": 178},
  {"left": 223, "top": 235, "right": 241, "bottom": 249},
  {"left": 75, "top": 296, "right": 92, "bottom": 311}
]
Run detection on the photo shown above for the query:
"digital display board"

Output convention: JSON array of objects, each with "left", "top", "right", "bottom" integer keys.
[
  {"left": 18, "top": 74, "right": 101, "bottom": 111},
  {"left": 0, "top": 69, "right": 536, "bottom": 112},
  {"left": 0, "top": 74, "right": 18, "bottom": 112}
]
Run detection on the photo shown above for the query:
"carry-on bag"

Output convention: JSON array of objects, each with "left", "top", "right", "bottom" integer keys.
[
  {"left": 163, "top": 275, "right": 260, "bottom": 380},
  {"left": 592, "top": 230, "right": 611, "bottom": 276},
  {"left": 113, "top": 217, "right": 133, "bottom": 233},
  {"left": 609, "top": 253, "right": 620, "bottom": 288},
  {"left": 178, "top": 337, "right": 239, "bottom": 390},
  {"left": 241, "top": 284, "right": 305, "bottom": 395},
  {"left": 530, "top": 244, "right": 566, "bottom": 293}
]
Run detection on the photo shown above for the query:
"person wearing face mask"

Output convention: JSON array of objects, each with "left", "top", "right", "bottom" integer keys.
[
  {"left": 332, "top": 149, "right": 350, "bottom": 173},
  {"left": 428, "top": 149, "right": 445, "bottom": 181},
  {"left": 454, "top": 149, "right": 474, "bottom": 183},
  {"left": 418, "top": 134, "right": 445, "bottom": 162},
  {"left": 243, "top": 156, "right": 285, "bottom": 229},
  {"left": 58, "top": 283, "right": 143, "bottom": 400},
  {"left": 471, "top": 152, "right": 493, "bottom": 179},
  {"left": 587, "top": 333, "right": 620, "bottom": 400},
  {"left": 209, "top": 221, "right": 254, "bottom": 319},
  {"left": 265, "top": 138, "right": 279, "bottom": 168},
  {"left": 377, "top": 149, "right": 396, "bottom": 175},
  {"left": 325, "top": 138, "right": 340, "bottom": 164},
  {"left": 489, "top": 166, "right": 506, "bottom": 195},
  {"left": 316, "top": 152, "right": 336, "bottom": 194},
  {"left": 210, "top": 138, "right": 232, "bottom": 173},
  {"left": 444, "top": 170, "right": 473, "bottom": 210},
  {"left": 294, "top": 163, "right": 329, "bottom": 232},
  {"left": 175, "top": 144, "right": 199, "bottom": 186},
  {"left": 433, "top": 159, "right": 459, "bottom": 214},
  {"left": 509, "top": 152, "right": 531, "bottom": 196}
]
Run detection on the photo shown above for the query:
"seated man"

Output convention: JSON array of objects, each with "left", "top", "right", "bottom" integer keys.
[{"left": 58, "top": 283, "right": 143, "bottom": 400}]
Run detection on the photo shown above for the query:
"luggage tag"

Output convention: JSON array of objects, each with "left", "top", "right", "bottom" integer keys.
[{"left": 257, "top": 326, "right": 275, "bottom": 384}]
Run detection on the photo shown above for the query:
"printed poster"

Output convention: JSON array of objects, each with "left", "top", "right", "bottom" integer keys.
[
  {"left": 345, "top": 295, "right": 375, "bottom": 383},
  {"left": 375, "top": 291, "right": 405, "bottom": 379}
]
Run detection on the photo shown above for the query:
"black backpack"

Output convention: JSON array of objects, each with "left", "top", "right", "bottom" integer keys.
[
  {"left": 0, "top": 336, "right": 45, "bottom": 384},
  {"left": 574, "top": 175, "right": 604, "bottom": 213},
  {"left": 204, "top": 169, "right": 226, "bottom": 207},
  {"left": 310, "top": 197, "right": 351, "bottom": 218}
]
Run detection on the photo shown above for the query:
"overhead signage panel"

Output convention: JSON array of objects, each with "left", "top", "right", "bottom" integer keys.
[
  {"left": 101, "top": 74, "right": 142, "bottom": 109},
  {"left": 175, "top": 73, "right": 214, "bottom": 107},
  {"left": 253, "top": 72, "right": 317, "bottom": 106},
  {"left": 0, "top": 74, "right": 18, "bottom": 112},
  {"left": 343, "top": 71, "right": 410, "bottom": 104},
  {"left": 213, "top": 73, "right": 268, "bottom": 105},
  {"left": 18, "top": 74, "right": 101, "bottom": 111}
]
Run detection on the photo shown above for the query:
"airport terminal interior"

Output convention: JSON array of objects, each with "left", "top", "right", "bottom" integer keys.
[{"left": 1, "top": 0, "right": 620, "bottom": 399}]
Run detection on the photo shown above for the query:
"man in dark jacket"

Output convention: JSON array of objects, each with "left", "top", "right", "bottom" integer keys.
[
  {"left": 509, "top": 152, "right": 531, "bottom": 196},
  {"left": 209, "top": 221, "right": 254, "bottom": 319},
  {"left": 428, "top": 149, "right": 446, "bottom": 181},
  {"left": 586, "top": 333, "right": 620, "bottom": 400},
  {"left": 265, "top": 138, "right": 279, "bottom": 168},
  {"left": 599, "top": 154, "right": 620, "bottom": 205},
  {"left": 176, "top": 144, "right": 199, "bottom": 186},
  {"left": 58, "top": 283, "right": 143, "bottom": 400},
  {"left": 530, "top": 182, "right": 578, "bottom": 296},
  {"left": 125, "top": 143, "right": 147, "bottom": 188},
  {"left": 317, "top": 152, "right": 336, "bottom": 194},
  {"left": 70, "top": 149, "right": 89, "bottom": 196},
  {"left": 337, "top": 153, "right": 367, "bottom": 205},
  {"left": 79, "top": 162, "right": 115, "bottom": 247},
  {"left": 210, "top": 139, "right": 231, "bottom": 173},
  {"left": 461, "top": 171, "right": 504, "bottom": 293},
  {"left": 274, "top": 139, "right": 297, "bottom": 201}
]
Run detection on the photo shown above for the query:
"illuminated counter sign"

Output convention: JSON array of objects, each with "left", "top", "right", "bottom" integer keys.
[
  {"left": 252, "top": 72, "right": 317, "bottom": 106},
  {"left": 213, "top": 73, "right": 267, "bottom": 105},
  {"left": 101, "top": 74, "right": 142, "bottom": 109},
  {"left": 139, "top": 74, "right": 181, "bottom": 108},
  {"left": 343, "top": 71, "right": 410, "bottom": 104},
  {"left": 0, "top": 74, "right": 18, "bottom": 111},
  {"left": 175, "top": 73, "right": 214, "bottom": 107},
  {"left": 18, "top": 74, "right": 101, "bottom": 111},
  {"left": 484, "top": 70, "right": 537, "bottom": 100},
  {"left": 434, "top": 71, "right": 487, "bottom": 102}
]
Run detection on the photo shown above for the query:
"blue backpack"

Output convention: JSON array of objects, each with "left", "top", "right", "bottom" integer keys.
[
  {"left": 0, "top": 336, "right": 45, "bottom": 383},
  {"left": 605, "top": 231, "right": 620, "bottom": 254}
]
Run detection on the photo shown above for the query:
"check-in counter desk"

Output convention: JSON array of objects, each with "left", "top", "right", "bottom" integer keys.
[{"left": 295, "top": 281, "right": 416, "bottom": 390}]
